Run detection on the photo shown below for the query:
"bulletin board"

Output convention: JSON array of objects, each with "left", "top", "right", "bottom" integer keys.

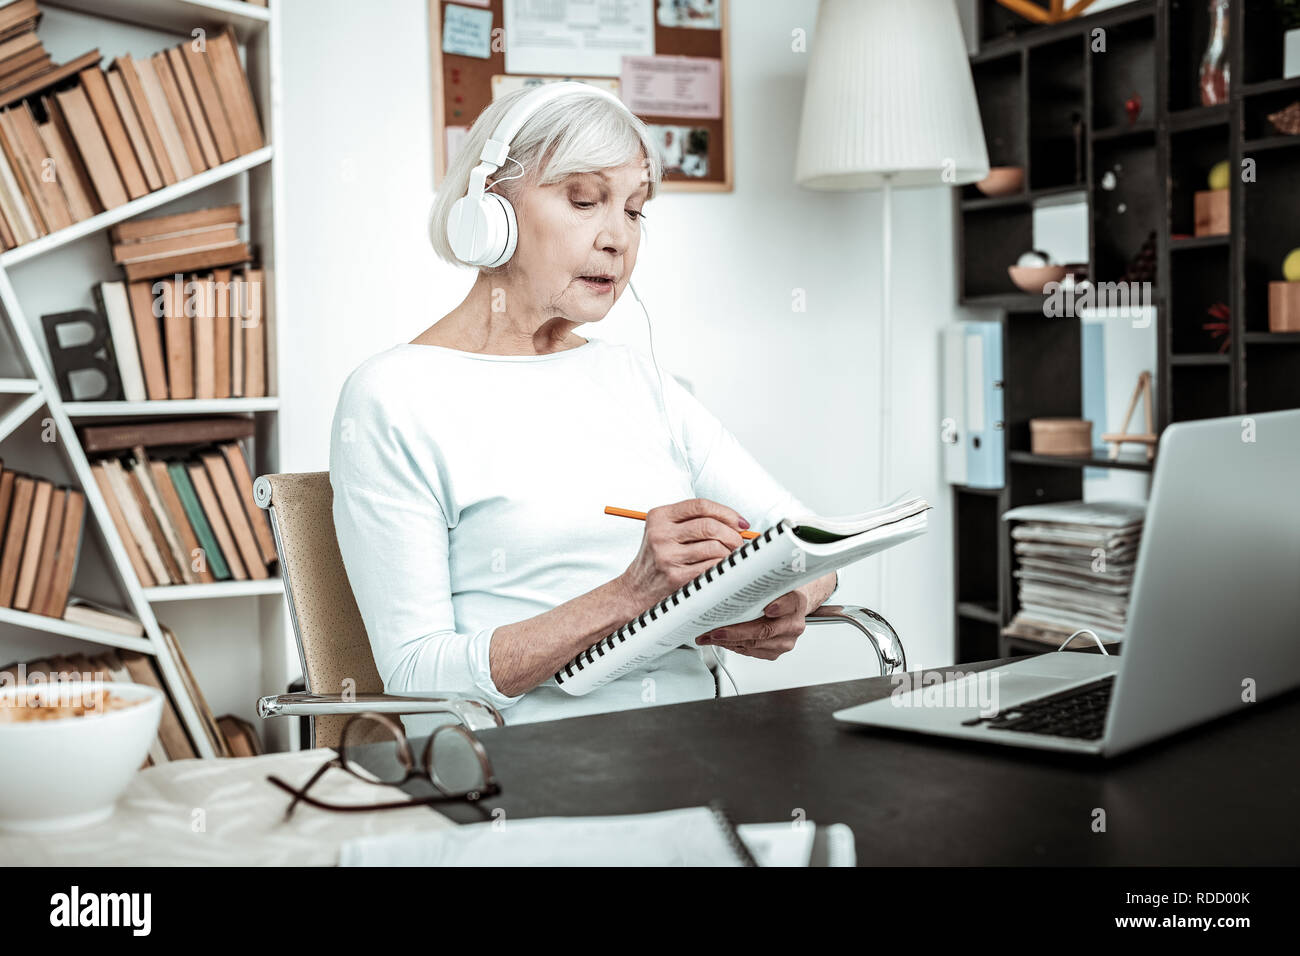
[{"left": 428, "top": 0, "right": 732, "bottom": 192}]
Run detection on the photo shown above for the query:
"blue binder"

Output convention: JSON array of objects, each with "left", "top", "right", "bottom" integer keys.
[{"left": 964, "top": 321, "right": 1004, "bottom": 488}]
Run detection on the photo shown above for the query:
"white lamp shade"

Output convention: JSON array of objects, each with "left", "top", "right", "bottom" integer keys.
[{"left": 795, "top": 0, "right": 990, "bottom": 190}]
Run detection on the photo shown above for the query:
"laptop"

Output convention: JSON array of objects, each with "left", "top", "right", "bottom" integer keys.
[{"left": 833, "top": 408, "right": 1300, "bottom": 757}]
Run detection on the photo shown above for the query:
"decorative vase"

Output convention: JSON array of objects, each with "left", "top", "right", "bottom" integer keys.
[{"left": 1199, "top": 0, "right": 1230, "bottom": 107}]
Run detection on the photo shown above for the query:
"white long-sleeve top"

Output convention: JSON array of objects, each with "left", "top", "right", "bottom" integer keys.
[{"left": 328, "top": 337, "right": 816, "bottom": 735}]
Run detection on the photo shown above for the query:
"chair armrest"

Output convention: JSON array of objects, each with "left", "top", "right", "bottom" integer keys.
[
  {"left": 803, "top": 604, "right": 907, "bottom": 675},
  {"left": 256, "top": 691, "right": 504, "bottom": 732}
]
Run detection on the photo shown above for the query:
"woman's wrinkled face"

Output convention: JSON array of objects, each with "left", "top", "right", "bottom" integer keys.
[{"left": 496, "top": 156, "right": 649, "bottom": 322}]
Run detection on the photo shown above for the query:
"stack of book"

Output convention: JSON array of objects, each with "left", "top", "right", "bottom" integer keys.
[
  {"left": 90, "top": 205, "right": 266, "bottom": 401},
  {"left": 0, "top": 628, "right": 235, "bottom": 762},
  {"left": 1000, "top": 499, "right": 1146, "bottom": 649},
  {"left": 79, "top": 420, "right": 278, "bottom": 588},
  {"left": 110, "top": 202, "right": 250, "bottom": 279},
  {"left": 0, "top": 459, "right": 85, "bottom": 619},
  {"left": 0, "top": 0, "right": 55, "bottom": 98},
  {"left": 0, "top": 0, "right": 263, "bottom": 250}
]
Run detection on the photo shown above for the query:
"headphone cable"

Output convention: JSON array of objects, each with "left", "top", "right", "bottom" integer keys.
[{"left": 627, "top": 279, "right": 741, "bottom": 698}]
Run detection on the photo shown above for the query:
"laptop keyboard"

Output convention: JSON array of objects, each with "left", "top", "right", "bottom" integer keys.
[{"left": 962, "top": 675, "right": 1115, "bottom": 741}]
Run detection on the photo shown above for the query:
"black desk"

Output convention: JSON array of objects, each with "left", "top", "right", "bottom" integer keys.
[{"left": 350, "top": 658, "right": 1300, "bottom": 865}]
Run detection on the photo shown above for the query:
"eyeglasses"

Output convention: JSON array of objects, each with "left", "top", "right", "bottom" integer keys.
[{"left": 266, "top": 712, "right": 501, "bottom": 821}]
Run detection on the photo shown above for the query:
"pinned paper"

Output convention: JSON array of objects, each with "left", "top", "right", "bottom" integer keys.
[
  {"left": 504, "top": 0, "right": 653, "bottom": 77},
  {"left": 621, "top": 54, "right": 721, "bottom": 120},
  {"left": 443, "top": 3, "right": 493, "bottom": 59},
  {"left": 491, "top": 74, "right": 620, "bottom": 101},
  {"left": 656, "top": 0, "right": 721, "bottom": 29},
  {"left": 446, "top": 125, "right": 469, "bottom": 166}
]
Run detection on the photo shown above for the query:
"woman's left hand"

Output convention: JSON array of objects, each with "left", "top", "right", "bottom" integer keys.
[{"left": 694, "top": 587, "right": 809, "bottom": 660}]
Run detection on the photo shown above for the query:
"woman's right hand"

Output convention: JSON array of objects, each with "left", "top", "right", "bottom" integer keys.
[{"left": 619, "top": 498, "right": 749, "bottom": 610}]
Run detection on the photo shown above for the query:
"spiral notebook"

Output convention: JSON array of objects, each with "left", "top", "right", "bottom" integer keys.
[{"left": 554, "top": 494, "right": 931, "bottom": 696}]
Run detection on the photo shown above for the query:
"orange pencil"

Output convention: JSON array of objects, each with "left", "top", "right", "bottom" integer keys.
[{"left": 604, "top": 505, "right": 759, "bottom": 540}]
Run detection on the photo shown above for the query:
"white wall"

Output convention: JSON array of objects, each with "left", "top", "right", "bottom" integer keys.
[{"left": 277, "top": 0, "right": 963, "bottom": 700}]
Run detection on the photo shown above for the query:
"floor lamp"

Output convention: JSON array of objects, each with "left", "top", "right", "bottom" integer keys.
[{"left": 794, "top": 0, "right": 989, "bottom": 616}]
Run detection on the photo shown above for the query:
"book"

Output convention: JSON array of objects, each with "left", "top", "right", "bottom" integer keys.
[
  {"left": 0, "top": 134, "right": 30, "bottom": 244},
  {"left": 240, "top": 267, "right": 265, "bottom": 396},
  {"left": 129, "top": 446, "right": 192, "bottom": 584},
  {"left": 4, "top": 102, "right": 73, "bottom": 230},
  {"left": 149, "top": 458, "right": 215, "bottom": 584},
  {"left": 158, "top": 623, "right": 229, "bottom": 757},
  {"left": 78, "top": 66, "right": 148, "bottom": 200},
  {"left": 110, "top": 55, "right": 176, "bottom": 186},
  {"left": 53, "top": 81, "right": 128, "bottom": 210},
  {"left": 0, "top": 465, "right": 13, "bottom": 557},
  {"left": 0, "top": 473, "right": 34, "bottom": 605},
  {"left": 121, "top": 241, "right": 251, "bottom": 280},
  {"left": 200, "top": 448, "right": 267, "bottom": 578},
  {"left": 168, "top": 460, "right": 231, "bottom": 581},
  {"left": 213, "top": 267, "right": 231, "bottom": 397},
  {"left": 339, "top": 800, "right": 853, "bottom": 866},
  {"left": 0, "top": 48, "right": 99, "bottom": 111},
  {"left": 221, "top": 439, "right": 275, "bottom": 565},
  {"left": 77, "top": 415, "right": 256, "bottom": 453},
  {"left": 36, "top": 107, "right": 98, "bottom": 220},
  {"left": 187, "top": 460, "right": 246, "bottom": 579},
  {"left": 104, "top": 66, "right": 161, "bottom": 191},
  {"left": 207, "top": 27, "right": 263, "bottom": 155},
  {"left": 216, "top": 714, "right": 260, "bottom": 757},
  {"left": 165, "top": 46, "right": 217, "bottom": 168},
  {"left": 0, "top": 105, "right": 43, "bottom": 238},
  {"left": 131, "top": 54, "right": 191, "bottom": 181},
  {"left": 124, "top": 278, "right": 169, "bottom": 400},
  {"left": 111, "top": 224, "right": 239, "bottom": 262},
  {"left": 26, "top": 484, "right": 63, "bottom": 614},
  {"left": 179, "top": 40, "right": 237, "bottom": 164},
  {"left": 554, "top": 495, "right": 931, "bottom": 696},
  {"left": 110, "top": 202, "right": 241, "bottom": 242},
  {"left": 90, "top": 459, "right": 156, "bottom": 587},
  {"left": 119, "top": 648, "right": 195, "bottom": 760},
  {"left": 95, "top": 281, "right": 146, "bottom": 402},
  {"left": 12, "top": 476, "right": 50, "bottom": 610},
  {"left": 150, "top": 51, "right": 205, "bottom": 174},
  {"left": 63, "top": 596, "right": 142, "bottom": 636},
  {"left": 102, "top": 456, "right": 170, "bottom": 584},
  {"left": 193, "top": 275, "right": 215, "bottom": 399}
]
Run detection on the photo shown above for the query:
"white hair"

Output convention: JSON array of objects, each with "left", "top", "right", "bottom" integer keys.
[{"left": 429, "top": 85, "right": 663, "bottom": 269}]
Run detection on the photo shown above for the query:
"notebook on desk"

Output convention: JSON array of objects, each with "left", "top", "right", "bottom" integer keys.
[
  {"left": 554, "top": 494, "right": 931, "bottom": 696},
  {"left": 338, "top": 801, "right": 857, "bottom": 866}
]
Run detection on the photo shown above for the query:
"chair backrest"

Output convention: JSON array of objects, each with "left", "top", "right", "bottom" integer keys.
[{"left": 254, "top": 471, "right": 383, "bottom": 748}]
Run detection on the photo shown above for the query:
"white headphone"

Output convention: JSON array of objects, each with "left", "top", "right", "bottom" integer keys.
[{"left": 446, "top": 81, "right": 631, "bottom": 269}]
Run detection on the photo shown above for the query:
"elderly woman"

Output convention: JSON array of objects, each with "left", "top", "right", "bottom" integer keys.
[{"left": 329, "top": 84, "right": 838, "bottom": 734}]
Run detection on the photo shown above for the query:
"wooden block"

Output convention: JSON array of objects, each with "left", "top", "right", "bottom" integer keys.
[
  {"left": 1194, "top": 189, "right": 1229, "bottom": 237},
  {"left": 1269, "top": 281, "right": 1300, "bottom": 333}
]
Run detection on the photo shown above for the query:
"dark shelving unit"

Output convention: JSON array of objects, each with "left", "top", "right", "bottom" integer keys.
[{"left": 952, "top": 0, "right": 1300, "bottom": 663}]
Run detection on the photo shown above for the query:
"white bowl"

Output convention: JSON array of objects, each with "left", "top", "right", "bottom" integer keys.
[{"left": 0, "top": 680, "right": 163, "bottom": 832}]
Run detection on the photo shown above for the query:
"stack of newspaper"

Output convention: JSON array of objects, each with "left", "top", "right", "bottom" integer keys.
[{"left": 1000, "top": 500, "right": 1147, "bottom": 648}]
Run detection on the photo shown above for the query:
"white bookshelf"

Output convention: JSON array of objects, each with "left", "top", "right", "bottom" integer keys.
[{"left": 0, "top": 0, "right": 288, "bottom": 757}]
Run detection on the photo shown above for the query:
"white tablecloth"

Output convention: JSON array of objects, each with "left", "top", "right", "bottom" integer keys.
[{"left": 1, "top": 748, "right": 455, "bottom": 866}]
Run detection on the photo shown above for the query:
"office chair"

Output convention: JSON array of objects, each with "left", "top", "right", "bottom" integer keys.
[{"left": 253, "top": 472, "right": 907, "bottom": 749}]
